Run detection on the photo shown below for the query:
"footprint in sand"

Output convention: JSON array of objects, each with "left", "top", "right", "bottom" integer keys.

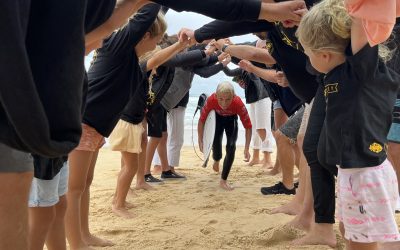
[
  {"left": 256, "top": 225, "right": 303, "bottom": 247},
  {"left": 200, "top": 226, "right": 215, "bottom": 235},
  {"left": 207, "top": 219, "right": 218, "bottom": 225}
]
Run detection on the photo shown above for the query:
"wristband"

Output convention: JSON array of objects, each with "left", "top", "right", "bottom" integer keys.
[{"left": 222, "top": 44, "right": 229, "bottom": 52}]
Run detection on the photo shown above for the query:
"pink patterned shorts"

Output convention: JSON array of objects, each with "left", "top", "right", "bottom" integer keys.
[
  {"left": 75, "top": 124, "right": 105, "bottom": 152},
  {"left": 336, "top": 159, "right": 400, "bottom": 243}
]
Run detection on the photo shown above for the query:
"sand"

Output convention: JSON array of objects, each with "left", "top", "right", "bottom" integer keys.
[{"left": 88, "top": 146, "right": 400, "bottom": 250}]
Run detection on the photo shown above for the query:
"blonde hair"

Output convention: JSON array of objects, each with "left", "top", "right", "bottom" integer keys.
[
  {"left": 139, "top": 45, "right": 162, "bottom": 64},
  {"left": 147, "top": 11, "right": 167, "bottom": 38},
  {"left": 296, "top": 0, "right": 351, "bottom": 53},
  {"left": 216, "top": 81, "right": 235, "bottom": 97}
]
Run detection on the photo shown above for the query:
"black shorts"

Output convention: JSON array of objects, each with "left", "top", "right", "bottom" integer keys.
[{"left": 147, "top": 104, "right": 167, "bottom": 138}]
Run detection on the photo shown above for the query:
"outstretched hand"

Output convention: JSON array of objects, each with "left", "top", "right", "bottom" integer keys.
[
  {"left": 262, "top": 0, "right": 307, "bottom": 24},
  {"left": 178, "top": 28, "right": 197, "bottom": 44},
  {"left": 239, "top": 60, "right": 254, "bottom": 73},
  {"left": 243, "top": 149, "right": 251, "bottom": 162}
]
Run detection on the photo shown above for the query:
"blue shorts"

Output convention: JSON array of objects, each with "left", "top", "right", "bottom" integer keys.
[
  {"left": 28, "top": 162, "right": 69, "bottom": 207},
  {"left": 388, "top": 98, "right": 400, "bottom": 143},
  {"left": 273, "top": 100, "right": 282, "bottom": 110}
]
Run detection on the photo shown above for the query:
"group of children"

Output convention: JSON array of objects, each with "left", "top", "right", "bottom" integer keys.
[{"left": 1, "top": 0, "right": 400, "bottom": 249}]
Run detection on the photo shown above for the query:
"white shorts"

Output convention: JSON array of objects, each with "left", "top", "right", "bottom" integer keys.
[
  {"left": 28, "top": 162, "right": 69, "bottom": 207},
  {"left": 109, "top": 119, "right": 145, "bottom": 153},
  {"left": 249, "top": 98, "right": 275, "bottom": 152},
  {"left": 336, "top": 159, "right": 400, "bottom": 243}
]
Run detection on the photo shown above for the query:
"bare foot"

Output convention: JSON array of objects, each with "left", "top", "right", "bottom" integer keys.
[
  {"left": 73, "top": 245, "right": 96, "bottom": 250},
  {"left": 379, "top": 241, "right": 400, "bottom": 250},
  {"left": 248, "top": 158, "right": 261, "bottom": 166},
  {"left": 82, "top": 234, "right": 114, "bottom": 247},
  {"left": 270, "top": 200, "right": 302, "bottom": 215},
  {"left": 112, "top": 204, "right": 135, "bottom": 219},
  {"left": 219, "top": 180, "right": 234, "bottom": 191},
  {"left": 262, "top": 161, "right": 274, "bottom": 171},
  {"left": 125, "top": 201, "right": 136, "bottom": 209},
  {"left": 152, "top": 165, "right": 162, "bottom": 175},
  {"left": 128, "top": 188, "right": 137, "bottom": 198},
  {"left": 212, "top": 161, "right": 220, "bottom": 173},
  {"left": 286, "top": 214, "right": 312, "bottom": 232},
  {"left": 265, "top": 167, "right": 281, "bottom": 176},
  {"left": 135, "top": 182, "right": 154, "bottom": 190},
  {"left": 290, "top": 224, "right": 336, "bottom": 248}
]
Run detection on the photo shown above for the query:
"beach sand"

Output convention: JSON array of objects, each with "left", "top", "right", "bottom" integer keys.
[{"left": 88, "top": 146, "right": 400, "bottom": 250}]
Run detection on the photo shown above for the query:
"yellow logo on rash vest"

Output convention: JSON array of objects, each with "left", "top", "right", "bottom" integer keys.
[
  {"left": 369, "top": 143, "right": 383, "bottom": 153},
  {"left": 324, "top": 83, "right": 339, "bottom": 96}
]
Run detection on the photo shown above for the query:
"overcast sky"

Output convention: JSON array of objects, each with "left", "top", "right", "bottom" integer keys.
[{"left": 165, "top": 10, "right": 256, "bottom": 97}]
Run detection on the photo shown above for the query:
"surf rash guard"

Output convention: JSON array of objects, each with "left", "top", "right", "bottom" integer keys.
[{"left": 199, "top": 93, "right": 252, "bottom": 129}]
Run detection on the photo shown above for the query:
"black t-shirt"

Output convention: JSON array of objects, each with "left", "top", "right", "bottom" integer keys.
[
  {"left": 85, "top": 0, "right": 116, "bottom": 33},
  {"left": 84, "top": 4, "right": 161, "bottom": 137},
  {"left": 320, "top": 44, "right": 400, "bottom": 168}
]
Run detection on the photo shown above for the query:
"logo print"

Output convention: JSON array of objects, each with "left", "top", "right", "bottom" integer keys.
[
  {"left": 324, "top": 83, "right": 339, "bottom": 96},
  {"left": 369, "top": 143, "right": 383, "bottom": 153}
]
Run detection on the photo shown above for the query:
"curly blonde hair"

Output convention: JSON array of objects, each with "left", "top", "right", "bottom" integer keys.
[{"left": 296, "top": 0, "right": 351, "bottom": 53}]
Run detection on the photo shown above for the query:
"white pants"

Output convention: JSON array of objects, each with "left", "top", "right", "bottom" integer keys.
[
  {"left": 249, "top": 98, "right": 275, "bottom": 152},
  {"left": 153, "top": 106, "right": 186, "bottom": 167}
]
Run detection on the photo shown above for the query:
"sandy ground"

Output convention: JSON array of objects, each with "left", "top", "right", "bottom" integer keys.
[{"left": 88, "top": 146, "right": 400, "bottom": 250}]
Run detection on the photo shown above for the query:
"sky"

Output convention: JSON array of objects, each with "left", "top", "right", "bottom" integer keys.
[{"left": 85, "top": 10, "right": 259, "bottom": 98}]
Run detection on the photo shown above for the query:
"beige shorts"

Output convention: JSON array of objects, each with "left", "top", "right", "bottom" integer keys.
[
  {"left": 75, "top": 124, "right": 105, "bottom": 152},
  {"left": 109, "top": 120, "right": 144, "bottom": 153}
]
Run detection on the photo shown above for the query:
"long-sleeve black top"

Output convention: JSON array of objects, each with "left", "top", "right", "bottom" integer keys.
[
  {"left": 152, "top": 0, "right": 261, "bottom": 21},
  {"left": 192, "top": 17, "right": 319, "bottom": 104},
  {"left": 84, "top": 4, "right": 160, "bottom": 137},
  {"left": 0, "top": 0, "right": 86, "bottom": 157}
]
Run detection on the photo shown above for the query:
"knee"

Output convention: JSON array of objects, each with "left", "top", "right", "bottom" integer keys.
[{"left": 225, "top": 144, "right": 236, "bottom": 154}]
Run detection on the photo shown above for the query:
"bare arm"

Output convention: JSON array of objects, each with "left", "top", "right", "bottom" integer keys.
[
  {"left": 85, "top": 0, "right": 149, "bottom": 48},
  {"left": 214, "top": 39, "right": 276, "bottom": 65},
  {"left": 145, "top": 40, "right": 190, "bottom": 71},
  {"left": 238, "top": 60, "right": 278, "bottom": 83},
  {"left": 197, "top": 121, "right": 205, "bottom": 152},
  {"left": 351, "top": 17, "right": 369, "bottom": 55},
  {"left": 244, "top": 128, "right": 252, "bottom": 161}
]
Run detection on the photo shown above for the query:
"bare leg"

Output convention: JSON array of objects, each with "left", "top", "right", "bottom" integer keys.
[
  {"left": 271, "top": 135, "right": 306, "bottom": 215},
  {"left": 65, "top": 150, "right": 94, "bottom": 250},
  {"left": 28, "top": 206, "right": 55, "bottom": 250},
  {"left": 248, "top": 149, "right": 261, "bottom": 166},
  {"left": 152, "top": 165, "right": 162, "bottom": 175},
  {"left": 145, "top": 137, "right": 161, "bottom": 175},
  {"left": 112, "top": 152, "right": 138, "bottom": 219},
  {"left": 267, "top": 108, "right": 288, "bottom": 174},
  {"left": 271, "top": 131, "right": 295, "bottom": 189},
  {"left": 213, "top": 161, "right": 220, "bottom": 173},
  {"left": 46, "top": 196, "right": 67, "bottom": 250},
  {"left": 81, "top": 150, "right": 113, "bottom": 247},
  {"left": 286, "top": 167, "right": 313, "bottom": 230},
  {"left": 157, "top": 132, "right": 170, "bottom": 172},
  {"left": 136, "top": 127, "right": 153, "bottom": 190}
]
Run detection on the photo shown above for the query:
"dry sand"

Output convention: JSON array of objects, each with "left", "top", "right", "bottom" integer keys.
[{"left": 89, "top": 146, "right": 400, "bottom": 250}]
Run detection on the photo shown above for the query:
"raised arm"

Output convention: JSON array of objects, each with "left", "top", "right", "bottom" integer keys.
[
  {"left": 238, "top": 60, "right": 279, "bottom": 84},
  {"left": 350, "top": 16, "right": 370, "bottom": 55},
  {"left": 213, "top": 39, "right": 276, "bottom": 65},
  {"left": 85, "top": 0, "right": 149, "bottom": 51},
  {"left": 161, "top": 49, "right": 205, "bottom": 68},
  {"left": 145, "top": 40, "right": 191, "bottom": 71},
  {"left": 222, "top": 67, "right": 242, "bottom": 77}
]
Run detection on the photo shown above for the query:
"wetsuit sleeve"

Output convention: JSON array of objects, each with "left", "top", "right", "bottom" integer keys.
[
  {"left": 223, "top": 67, "right": 242, "bottom": 77},
  {"left": 194, "top": 20, "right": 273, "bottom": 43},
  {"left": 152, "top": 0, "right": 261, "bottom": 21},
  {"left": 104, "top": 3, "right": 161, "bottom": 55},
  {"left": 193, "top": 63, "right": 224, "bottom": 78},
  {"left": 235, "top": 98, "right": 252, "bottom": 129}
]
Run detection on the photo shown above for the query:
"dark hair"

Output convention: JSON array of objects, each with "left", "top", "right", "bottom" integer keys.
[{"left": 159, "top": 34, "right": 178, "bottom": 48}]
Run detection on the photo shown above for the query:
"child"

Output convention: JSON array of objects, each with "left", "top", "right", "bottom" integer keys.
[
  {"left": 198, "top": 81, "right": 252, "bottom": 191},
  {"left": 297, "top": 0, "right": 400, "bottom": 249},
  {"left": 66, "top": 4, "right": 166, "bottom": 249}
]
